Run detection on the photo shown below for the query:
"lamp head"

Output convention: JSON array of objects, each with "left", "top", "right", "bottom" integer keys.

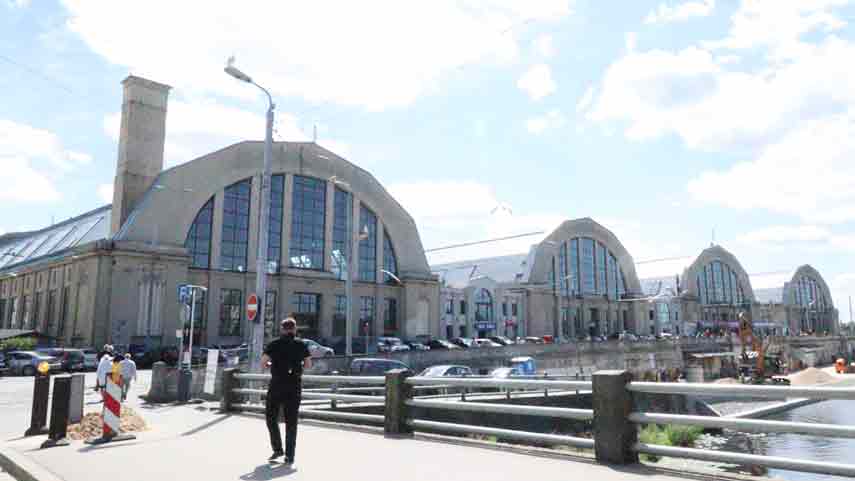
[{"left": 225, "top": 56, "right": 252, "bottom": 83}]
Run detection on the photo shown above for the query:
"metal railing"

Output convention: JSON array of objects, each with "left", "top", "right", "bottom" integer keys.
[{"left": 220, "top": 368, "right": 855, "bottom": 478}]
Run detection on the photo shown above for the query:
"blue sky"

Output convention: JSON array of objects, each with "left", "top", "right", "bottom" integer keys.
[{"left": 4, "top": 0, "right": 855, "bottom": 318}]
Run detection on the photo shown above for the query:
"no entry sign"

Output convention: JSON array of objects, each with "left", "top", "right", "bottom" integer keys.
[{"left": 247, "top": 293, "right": 259, "bottom": 322}]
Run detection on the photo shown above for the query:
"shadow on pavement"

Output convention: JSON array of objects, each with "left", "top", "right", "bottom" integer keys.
[
  {"left": 240, "top": 463, "right": 295, "bottom": 480},
  {"left": 181, "top": 414, "right": 231, "bottom": 437}
]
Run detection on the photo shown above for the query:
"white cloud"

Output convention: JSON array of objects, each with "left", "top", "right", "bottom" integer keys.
[
  {"left": 103, "top": 97, "right": 346, "bottom": 167},
  {"left": 831, "top": 273, "right": 855, "bottom": 320},
  {"left": 533, "top": 34, "right": 555, "bottom": 58},
  {"left": 525, "top": 109, "right": 565, "bottom": 134},
  {"left": 97, "top": 183, "right": 114, "bottom": 204},
  {"left": 645, "top": 0, "right": 714, "bottom": 25},
  {"left": 575, "top": 86, "right": 595, "bottom": 113},
  {"left": 388, "top": 180, "right": 564, "bottom": 265},
  {"left": 61, "top": 0, "right": 572, "bottom": 111},
  {"left": 625, "top": 32, "right": 637, "bottom": 52},
  {"left": 517, "top": 63, "right": 557, "bottom": 100},
  {"left": 0, "top": 119, "right": 91, "bottom": 203}
]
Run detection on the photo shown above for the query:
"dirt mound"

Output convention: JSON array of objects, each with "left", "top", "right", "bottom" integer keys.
[
  {"left": 67, "top": 407, "right": 148, "bottom": 440},
  {"left": 788, "top": 367, "right": 834, "bottom": 386}
]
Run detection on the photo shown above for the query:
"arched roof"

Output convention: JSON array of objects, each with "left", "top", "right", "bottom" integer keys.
[
  {"left": 783, "top": 264, "right": 834, "bottom": 308},
  {"left": 682, "top": 244, "right": 755, "bottom": 302},
  {"left": 115, "top": 141, "right": 432, "bottom": 279},
  {"left": 528, "top": 217, "right": 643, "bottom": 295}
]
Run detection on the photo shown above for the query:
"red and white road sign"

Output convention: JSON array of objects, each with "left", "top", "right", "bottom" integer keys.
[
  {"left": 247, "top": 293, "right": 259, "bottom": 322},
  {"left": 102, "top": 375, "right": 122, "bottom": 437}
]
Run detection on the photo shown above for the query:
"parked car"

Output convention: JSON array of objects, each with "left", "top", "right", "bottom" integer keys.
[
  {"left": 332, "top": 338, "right": 368, "bottom": 355},
  {"left": 0, "top": 352, "right": 7, "bottom": 376},
  {"left": 349, "top": 358, "right": 409, "bottom": 376},
  {"left": 404, "top": 340, "right": 430, "bottom": 351},
  {"left": 489, "top": 367, "right": 521, "bottom": 378},
  {"left": 473, "top": 338, "right": 502, "bottom": 348},
  {"left": 377, "top": 337, "right": 411, "bottom": 353},
  {"left": 81, "top": 348, "right": 99, "bottom": 371},
  {"left": 36, "top": 348, "right": 86, "bottom": 372},
  {"left": 519, "top": 336, "right": 545, "bottom": 345},
  {"left": 488, "top": 336, "right": 514, "bottom": 346},
  {"left": 450, "top": 337, "right": 474, "bottom": 349},
  {"left": 303, "top": 339, "right": 334, "bottom": 358},
  {"left": 6, "top": 351, "right": 62, "bottom": 376},
  {"left": 426, "top": 339, "right": 459, "bottom": 350},
  {"left": 419, "top": 365, "right": 473, "bottom": 377}
]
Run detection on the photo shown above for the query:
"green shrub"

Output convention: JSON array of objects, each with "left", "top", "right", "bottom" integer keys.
[
  {"left": 664, "top": 424, "right": 703, "bottom": 447},
  {"left": 638, "top": 424, "right": 703, "bottom": 462},
  {"left": 0, "top": 337, "right": 36, "bottom": 352}
]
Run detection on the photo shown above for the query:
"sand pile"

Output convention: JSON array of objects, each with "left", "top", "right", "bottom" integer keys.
[
  {"left": 66, "top": 407, "right": 148, "bottom": 440},
  {"left": 713, "top": 377, "right": 739, "bottom": 384},
  {"left": 788, "top": 367, "right": 834, "bottom": 386}
]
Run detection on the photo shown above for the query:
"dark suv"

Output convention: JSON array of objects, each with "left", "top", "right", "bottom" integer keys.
[
  {"left": 37, "top": 348, "right": 85, "bottom": 372},
  {"left": 0, "top": 352, "right": 7, "bottom": 376}
]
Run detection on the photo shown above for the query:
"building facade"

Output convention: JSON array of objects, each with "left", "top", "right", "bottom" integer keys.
[{"left": 0, "top": 76, "right": 439, "bottom": 349}]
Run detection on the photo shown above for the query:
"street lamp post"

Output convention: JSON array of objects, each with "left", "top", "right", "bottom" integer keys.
[{"left": 225, "top": 58, "right": 275, "bottom": 373}]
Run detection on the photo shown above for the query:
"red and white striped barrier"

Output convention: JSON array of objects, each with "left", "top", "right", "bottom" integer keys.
[{"left": 102, "top": 376, "right": 122, "bottom": 437}]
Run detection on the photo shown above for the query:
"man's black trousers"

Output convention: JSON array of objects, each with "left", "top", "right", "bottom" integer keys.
[{"left": 265, "top": 384, "right": 301, "bottom": 461}]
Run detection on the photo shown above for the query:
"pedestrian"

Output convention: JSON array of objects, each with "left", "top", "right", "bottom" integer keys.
[
  {"left": 261, "top": 317, "right": 311, "bottom": 467},
  {"left": 119, "top": 353, "right": 137, "bottom": 401},
  {"left": 95, "top": 350, "right": 113, "bottom": 401}
]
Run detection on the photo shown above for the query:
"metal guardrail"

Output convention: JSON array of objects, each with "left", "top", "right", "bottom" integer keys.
[{"left": 221, "top": 368, "right": 855, "bottom": 477}]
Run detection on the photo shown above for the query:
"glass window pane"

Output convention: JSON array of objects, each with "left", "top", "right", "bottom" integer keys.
[
  {"left": 289, "top": 176, "right": 326, "bottom": 270},
  {"left": 220, "top": 179, "right": 251, "bottom": 271},
  {"left": 359, "top": 206, "right": 377, "bottom": 282},
  {"left": 186, "top": 197, "right": 215, "bottom": 269}
]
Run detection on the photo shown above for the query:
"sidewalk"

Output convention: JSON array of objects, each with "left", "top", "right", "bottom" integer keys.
[{"left": 2, "top": 399, "right": 749, "bottom": 481}]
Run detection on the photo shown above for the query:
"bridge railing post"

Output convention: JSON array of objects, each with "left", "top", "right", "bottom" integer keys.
[
  {"left": 220, "top": 368, "right": 237, "bottom": 412},
  {"left": 592, "top": 370, "right": 637, "bottom": 465},
  {"left": 384, "top": 368, "right": 412, "bottom": 437}
]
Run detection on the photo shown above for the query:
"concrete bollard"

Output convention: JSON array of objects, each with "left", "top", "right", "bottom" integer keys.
[
  {"left": 145, "top": 361, "right": 169, "bottom": 402},
  {"left": 41, "top": 376, "right": 71, "bottom": 448},
  {"left": 592, "top": 370, "right": 638, "bottom": 465},
  {"left": 220, "top": 368, "right": 237, "bottom": 412},
  {"left": 177, "top": 368, "right": 192, "bottom": 403},
  {"left": 25, "top": 374, "right": 50, "bottom": 436},
  {"left": 384, "top": 369, "right": 412, "bottom": 437},
  {"left": 69, "top": 374, "right": 84, "bottom": 424}
]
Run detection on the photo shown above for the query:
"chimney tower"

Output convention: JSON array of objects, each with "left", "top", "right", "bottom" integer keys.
[{"left": 110, "top": 76, "right": 171, "bottom": 236}]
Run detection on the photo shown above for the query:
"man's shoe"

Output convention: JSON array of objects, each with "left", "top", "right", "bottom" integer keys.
[
  {"left": 269, "top": 451, "right": 284, "bottom": 461},
  {"left": 284, "top": 459, "right": 295, "bottom": 469}
]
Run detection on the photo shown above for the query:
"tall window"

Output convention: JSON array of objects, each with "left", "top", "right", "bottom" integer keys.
[
  {"left": 291, "top": 293, "right": 321, "bottom": 339},
  {"left": 46, "top": 290, "right": 56, "bottom": 334},
  {"left": 569, "top": 238, "right": 579, "bottom": 294},
  {"left": 474, "top": 288, "right": 493, "bottom": 329},
  {"left": 20, "top": 295, "right": 29, "bottom": 329},
  {"left": 558, "top": 242, "right": 568, "bottom": 296},
  {"left": 502, "top": 302, "right": 508, "bottom": 316},
  {"left": 383, "top": 232, "right": 398, "bottom": 284},
  {"left": 332, "top": 188, "right": 351, "bottom": 280},
  {"left": 221, "top": 180, "right": 251, "bottom": 272},
  {"left": 264, "top": 291, "right": 277, "bottom": 341},
  {"left": 384, "top": 298, "right": 397, "bottom": 334},
  {"left": 33, "top": 292, "right": 42, "bottom": 331},
  {"left": 185, "top": 197, "right": 214, "bottom": 269},
  {"left": 597, "top": 242, "right": 607, "bottom": 296},
  {"left": 289, "top": 175, "right": 326, "bottom": 269},
  {"left": 58, "top": 288, "right": 69, "bottom": 337},
  {"left": 219, "top": 289, "right": 242, "bottom": 337},
  {"left": 186, "top": 290, "right": 207, "bottom": 345},
  {"left": 444, "top": 299, "right": 453, "bottom": 315},
  {"left": 608, "top": 254, "right": 618, "bottom": 301},
  {"left": 359, "top": 296, "right": 374, "bottom": 336},
  {"left": 334, "top": 295, "right": 347, "bottom": 337},
  {"left": 581, "top": 238, "right": 595, "bottom": 295},
  {"left": 712, "top": 261, "right": 723, "bottom": 303},
  {"left": 0, "top": 299, "right": 5, "bottom": 329},
  {"left": 267, "top": 175, "right": 285, "bottom": 273},
  {"left": 459, "top": 300, "right": 466, "bottom": 315},
  {"left": 358, "top": 206, "right": 377, "bottom": 282}
]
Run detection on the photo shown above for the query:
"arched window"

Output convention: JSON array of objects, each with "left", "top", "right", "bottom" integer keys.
[
  {"left": 289, "top": 175, "right": 326, "bottom": 269},
  {"left": 267, "top": 174, "right": 285, "bottom": 273},
  {"left": 696, "top": 261, "right": 747, "bottom": 306},
  {"left": 332, "top": 188, "right": 351, "bottom": 280},
  {"left": 553, "top": 237, "right": 627, "bottom": 300},
  {"left": 358, "top": 206, "right": 377, "bottom": 282},
  {"left": 475, "top": 288, "right": 493, "bottom": 325},
  {"left": 383, "top": 231, "right": 398, "bottom": 284},
  {"left": 221, "top": 179, "right": 251, "bottom": 272},
  {"left": 185, "top": 196, "right": 214, "bottom": 269}
]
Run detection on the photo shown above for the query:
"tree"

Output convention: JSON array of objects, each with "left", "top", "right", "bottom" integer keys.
[{"left": 0, "top": 337, "right": 36, "bottom": 352}]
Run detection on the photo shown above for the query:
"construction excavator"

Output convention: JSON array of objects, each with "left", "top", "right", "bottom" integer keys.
[{"left": 738, "top": 311, "right": 790, "bottom": 385}]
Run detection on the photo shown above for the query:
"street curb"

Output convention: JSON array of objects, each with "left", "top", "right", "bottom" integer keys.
[{"left": 0, "top": 446, "right": 64, "bottom": 481}]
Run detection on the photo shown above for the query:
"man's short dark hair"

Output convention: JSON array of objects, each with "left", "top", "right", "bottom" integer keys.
[{"left": 281, "top": 318, "right": 297, "bottom": 331}]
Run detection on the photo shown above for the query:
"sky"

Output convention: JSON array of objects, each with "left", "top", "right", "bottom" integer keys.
[{"left": 3, "top": 0, "right": 855, "bottom": 321}]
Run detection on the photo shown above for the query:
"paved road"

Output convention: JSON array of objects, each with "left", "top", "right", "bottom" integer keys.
[{"left": 0, "top": 370, "right": 152, "bottom": 440}]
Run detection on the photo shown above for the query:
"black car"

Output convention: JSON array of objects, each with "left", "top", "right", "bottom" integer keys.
[
  {"left": 450, "top": 337, "right": 474, "bottom": 349},
  {"left": 36, "top": 348, "right": 86, "bottom": 372},
  {"left": 488, "top": 336, "right": 514, "bottom": 346},
  {"left": 426, "top": 339, "right": 459, "bottom": 350},
  {"left": 404, "top": 340, "right": 430, "bottom": 351},
  {"left": 332, "top": 338, "right": 368, "bottom": 355}
]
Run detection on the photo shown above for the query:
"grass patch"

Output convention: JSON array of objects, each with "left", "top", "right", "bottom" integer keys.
[{"left": 638, "top": 424, "right": 703, "bottom": 462}]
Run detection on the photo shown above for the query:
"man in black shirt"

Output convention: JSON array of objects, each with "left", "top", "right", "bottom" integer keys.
[{"left": 262, "top": 317, "right": 311, "bottom": 466}]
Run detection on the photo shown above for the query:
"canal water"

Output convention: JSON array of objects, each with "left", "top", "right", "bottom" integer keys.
[{"left": 712, "top": 400, "right": 855, "bottom": 481}]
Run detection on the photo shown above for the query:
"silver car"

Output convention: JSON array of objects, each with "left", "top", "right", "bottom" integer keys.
[
  {"left": 6, "top": 351, "right": 62, "bottom": 376},
  {"left": 303, "top": 339, "right": 334, "bottom": 358}
]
